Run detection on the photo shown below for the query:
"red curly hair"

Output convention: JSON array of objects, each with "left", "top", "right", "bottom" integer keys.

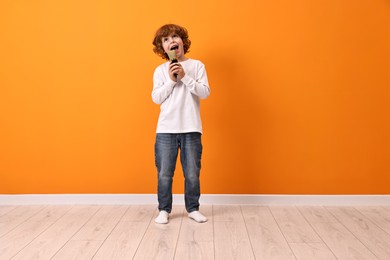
[{"left": 152, "top": 24, "right": 191, "bottom": 60}]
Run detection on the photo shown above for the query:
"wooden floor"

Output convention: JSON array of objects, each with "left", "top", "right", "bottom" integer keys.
[{"left": 1, "top": 205, "right": 390, "bottom": 259}]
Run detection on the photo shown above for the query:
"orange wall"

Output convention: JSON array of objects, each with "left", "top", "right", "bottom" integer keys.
[{"left": 1, "top": 0, "right": 389, "bottom": 194}]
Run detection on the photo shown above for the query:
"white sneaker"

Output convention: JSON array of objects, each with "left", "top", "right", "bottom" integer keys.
[
  {"left": 188, "top": 211, "right": 208, "bottom": 223},
  {"left": 155, "top": 210, "right": 169, "bottom": 224}
]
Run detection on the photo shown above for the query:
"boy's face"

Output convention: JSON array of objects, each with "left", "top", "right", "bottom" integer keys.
[{"left": 162, "top": 33, "right": 185, "bottom": 61}]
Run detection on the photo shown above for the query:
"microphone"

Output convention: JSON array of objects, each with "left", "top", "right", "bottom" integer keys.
[{"left": 167, "top": 50, "right": 178, "bottom": 79}]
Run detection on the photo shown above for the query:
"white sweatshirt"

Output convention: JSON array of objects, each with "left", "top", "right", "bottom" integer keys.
[{"left": 152, "top": 58, "right": 210, "bottom": 134}]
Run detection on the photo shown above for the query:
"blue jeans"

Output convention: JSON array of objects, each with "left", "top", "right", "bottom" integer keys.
[{"left": 155, "top": 132, "right": 203, "bottom": 213}]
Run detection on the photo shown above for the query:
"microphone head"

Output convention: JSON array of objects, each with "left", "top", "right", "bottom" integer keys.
[{"left": 167, "top": 50, "right": 178, "bottom": 63}]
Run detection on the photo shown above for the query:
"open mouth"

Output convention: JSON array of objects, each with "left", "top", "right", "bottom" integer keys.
[{"left": 170, "top": 45, "right": 179, "bottom": 51}]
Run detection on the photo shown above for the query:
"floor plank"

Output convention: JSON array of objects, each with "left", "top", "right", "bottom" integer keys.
[
  {"left": 120, "top": 205, "right": 157, "bottom": 222},
  {"left": 93, "top": 221, "right": 151, "bottom": 260},
  {"left": 12, "top": 205, "right": 100, "bottom": 260},
  {"left": 214, "top": 205, "right": 255, "bottom": 260},
  {"left": 289, "top": 243, "right": 337, "bottom": 260},
  {"left": 51, "top": 240, "right": 102, "bottom": 260},
  {"left": 241, "top": 206, "right": 295, "bottom": 260},
  {"left": 133, "top": 206, "right": 184, "bottom": 260},
  {"left": 0, "top": 205, "right": 46, "bottom": 237},
  {"left": 311, "top": 222, "right": 378, "bottom": 259},
  {"left": 297, "top": 206, "right": 338, "bottom": 223},
  {"left": 50, "top": 205, "right": 128, "bottom": 259},
  {"left": 27, "top": 205, "right": 72, "bottom": 222},
  {"left": 71, "top": 205, "right": 128, "bottom": 241},
  {"left": 213, "top": 205, "right": 242, "bottom": 222},
  {"left": 356, "top": 206, "right": 390, "bottom": 235},
  {"left": 0, "top": 205, "right": 17, "bottom": 217},
  {"left": 214, "top": 221, "right": 255, "bottom": 260},
  {"left": 174, "top": 205, "right": 214, "bottom": 260},
  {"left": 327, "top": 206, "right": 390, "bottom": 259},
  {"left": 270, "top": 206, "right": 322, "bottom": 243},
  {"left": 93, "top": 205, "right": 156, "bottom": 260},
  {"left": 0, "top": 206, "right": 71, "bottom": 259}
]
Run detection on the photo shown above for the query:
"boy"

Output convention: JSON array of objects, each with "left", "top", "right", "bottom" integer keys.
[{"left": 152, "top": 24, "right": 210, "bottom": 224}]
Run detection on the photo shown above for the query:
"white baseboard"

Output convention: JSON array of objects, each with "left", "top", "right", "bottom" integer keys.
[{"left": 0, "top": 194, "right": 390, "bottom": 205}]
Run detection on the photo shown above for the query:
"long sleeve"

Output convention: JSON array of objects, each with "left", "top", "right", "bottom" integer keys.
[
  {"left": 152, "top": 66, "right": 176, "bottom": 105},
  {"left": 181, "top": 62, "right": 210, "bottom": 99}
]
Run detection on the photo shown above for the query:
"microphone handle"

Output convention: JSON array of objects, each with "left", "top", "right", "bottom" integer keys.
[{"left": 171, "top": 59, "right": 178, "bottom": 79}]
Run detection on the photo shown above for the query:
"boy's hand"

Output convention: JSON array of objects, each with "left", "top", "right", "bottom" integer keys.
[{"left": 169, "top": 62, "right": 185, "bottom": 82}]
